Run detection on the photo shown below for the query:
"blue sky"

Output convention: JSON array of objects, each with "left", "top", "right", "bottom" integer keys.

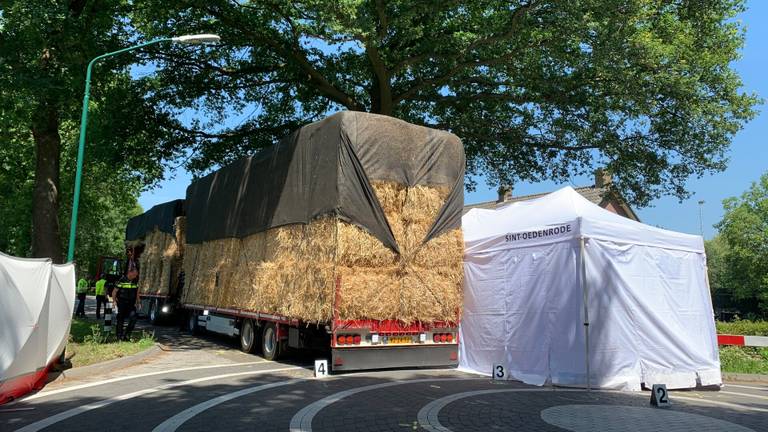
[{"left": 140, "top": 2, "right": 767, "bottom": 239}]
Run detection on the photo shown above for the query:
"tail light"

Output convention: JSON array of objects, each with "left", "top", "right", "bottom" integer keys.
[
  {"left": 336, "top": 334, "right": 362, "bottom": 346},
  {"left": 432, "top": 333, "right": 455, "bottom": 343}
]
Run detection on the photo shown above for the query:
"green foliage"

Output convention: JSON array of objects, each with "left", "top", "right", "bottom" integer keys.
[
  {"left": 67, "top": 317, "right": 155, "bottom": 368},
  {"left": 0, "top": 128, "right": 34, "bottom": 255},
  {"left": 705, "top": 235, "right": 728, "bottom": 295},
  {"left": 0, "top": 1, "right": 761, "bottom": 263},
  {"left": 715, "top": 172, "right": 768, "bottom": 313},
  {"left": 0, "top": 123, "right": 144, "bottom": 273},
  {"left": 716, "top": 320, "right": 768, "bottom": 336},
  {"left": 68, "top": 316, "right": 97, "bottom": 343},
  {"left": 83, "top": 323, "right": 111, "bottom": 345},
  {"left": 133, "top": 0, "right": 759, "bottom": 205},
  {"left": 719, "top": 346, "right": 768, "bottom": 375},
  {"left": 0, "top": 1, "right": 184, "bottom": 262}
]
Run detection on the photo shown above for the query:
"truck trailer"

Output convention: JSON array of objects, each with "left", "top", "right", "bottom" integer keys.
[
  {"left": 124, "top": 199, "right": 185, "bottom": 324},
  {"left": 132, "top": 112, "right": 465, "bottom": 371}
]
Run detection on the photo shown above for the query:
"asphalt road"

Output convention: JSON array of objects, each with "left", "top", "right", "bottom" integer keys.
[{"left": 1, "top": 298, "right": 766, "bottom": 431}]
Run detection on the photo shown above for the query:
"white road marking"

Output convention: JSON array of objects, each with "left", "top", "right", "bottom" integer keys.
[
  {"left": 153, "top": 368, "right": 469, "bottom": 431},
  {"left": 726, "top": 384, "right": 768, "bottom": 391},
  {"left": 288, "top": 378, "right": 473, "bottom": 432},
  {"left": 22, "top": 361, "right": 265, "bottom": 402},
  {"left": 417, "top": 388, "right": 603, "bottom": 432},
  {"left": 152, "top": 379, "right": 305, "bottom": 432},
  {"left": 720, "top": 390, "right": 768, "bottom": 401},
  {"left": 417, "top": 388, "right": 766, "bottom": 432},
  {"left": 15, "top": 366, "right": 303, "bottom": 432},
  {"left": 673, "top": 395, "right": 768, "bottom": 413}
]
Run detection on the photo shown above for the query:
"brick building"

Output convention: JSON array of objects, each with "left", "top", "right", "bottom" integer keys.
[{"left": 463, "top": 169, "right": 639, "bottom": 221}]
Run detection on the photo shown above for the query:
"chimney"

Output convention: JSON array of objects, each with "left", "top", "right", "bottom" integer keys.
[
  {"left": 594, "top": 168, "right": 612, "bottom": 188},
  {"left": 497, "top": 185, "right": 513, "bottom": 203}
]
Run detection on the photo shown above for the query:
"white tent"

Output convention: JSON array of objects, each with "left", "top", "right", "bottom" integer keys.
[
  {"left": 0, "top": 253, "right": 75, "bottom": 403},
  {"left": 459, "top": 187, "right": 721, "bottom": 390}
]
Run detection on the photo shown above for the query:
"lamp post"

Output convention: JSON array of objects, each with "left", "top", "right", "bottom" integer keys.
[
  {"left": 66, "top": 34, "right": 220, "bottom": 263},
  {"left": 698, "top": 200, "right": 705, "bottom": 238}
]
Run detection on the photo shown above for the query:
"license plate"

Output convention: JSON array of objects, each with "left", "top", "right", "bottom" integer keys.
[{"left": 388, "top": 336, "right": 412, "bottom": 345}]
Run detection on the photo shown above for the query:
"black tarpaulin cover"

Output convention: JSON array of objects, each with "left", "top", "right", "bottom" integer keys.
[
  {"left": 185, "top": 112, "right": 465, "bottom": 252},
  {"left": 125, "top": 199, "right": 185, "bottom": 241}
]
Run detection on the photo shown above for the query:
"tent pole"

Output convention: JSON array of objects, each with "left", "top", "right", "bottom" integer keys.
[{"left": 580, "top": 236, "right": 591, "bottom": 391}]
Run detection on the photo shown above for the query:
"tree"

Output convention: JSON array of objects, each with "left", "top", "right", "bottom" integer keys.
[
  {"left": 0, "top": 124, "right": 35, "bottom": 255},
  {"left": 0, "top": 1, "right": 184, "bottom": 262},
  {"left": 715, "top": 173, "right": 768, "bottom": 314},
  {"left": 705, "top": 234, "right": 727, "bottom": 295},
  {"left": 135, "top": 0, "right": 758, "bottom": 205},
  {"left": 0, "top": 118, "right": 144, "bottom": 273}
]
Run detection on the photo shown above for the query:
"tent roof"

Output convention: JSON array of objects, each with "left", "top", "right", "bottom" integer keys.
[{"left": 463, "top": 186, "right": 703, "bottom": 253}]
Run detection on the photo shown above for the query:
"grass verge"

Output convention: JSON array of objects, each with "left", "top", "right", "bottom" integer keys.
[
  {"left": 66, "top": 317, "right": 155, "bottom": 368},
  {"left": 719, "top": 346, "right": 768, "bottom": 375}
]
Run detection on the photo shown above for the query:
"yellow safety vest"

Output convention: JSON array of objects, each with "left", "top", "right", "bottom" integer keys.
[
  {"left": 95, "top": 279, "right": 107, "bottom": 296},
  {"left": 77, "top": 279, "right": 88, "bottom": 294}
]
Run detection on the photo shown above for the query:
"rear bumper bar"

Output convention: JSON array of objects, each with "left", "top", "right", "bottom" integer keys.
[{"left": 332, "top": 344, "right": 458, "bottom": 371}]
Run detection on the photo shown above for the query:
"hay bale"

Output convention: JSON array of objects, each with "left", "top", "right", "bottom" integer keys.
[
  {"left": 182, "top": 181, "right": 462, "bottom": 324},
  {"left": 138, "top": 221, "right": 185, "bottom": 297},
  {"left": 333, "top": 182, "right": 462, "bottom": 322}
]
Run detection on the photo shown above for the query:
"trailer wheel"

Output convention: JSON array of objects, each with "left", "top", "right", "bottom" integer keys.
[
  {"left": 262, "top": 323, "right": 281, "bottom": 361},
  {"left": 240, "top": 319, "right": 257, "bottom": 353},
  {"left": 187, "top": 311, "right": 199, "bottom": 335}
]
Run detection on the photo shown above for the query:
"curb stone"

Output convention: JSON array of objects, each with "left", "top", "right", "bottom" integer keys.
[
  {"left": 57, "top": 343, "right": 163, "bottom": 381},
  {"left": 723, "top": 372, "right": 768, "bottom": 384}
]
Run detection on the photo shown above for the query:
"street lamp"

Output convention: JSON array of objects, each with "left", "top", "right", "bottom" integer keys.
[
  {"left": 66, "top": 34, "right": 221, "bottom": 262},
  {"left": 698, "top": 200, "right": 705, "bottom": 238}
]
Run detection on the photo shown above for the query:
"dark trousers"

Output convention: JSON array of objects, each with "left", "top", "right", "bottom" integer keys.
[
  {"left": 75, "top": 293, "right": 87, "bottom": 317},
  {"left": 95, "top": 295, "right": 107, "bottom": 319},
  {"left": 115, "top": 299, "right": 137, "bottom": 341}
]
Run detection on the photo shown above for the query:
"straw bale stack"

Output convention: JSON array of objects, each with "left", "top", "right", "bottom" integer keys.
[
  {"left": 137, "top": 217, "right": 185, "bottom": 296},
  {"left": 182, "top": 182, "right": 463, "bottom": 324}
]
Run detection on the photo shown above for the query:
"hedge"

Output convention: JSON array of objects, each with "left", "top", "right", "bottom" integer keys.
[{"left": 716, "top": 320, "right": 768, "bottom": 336}]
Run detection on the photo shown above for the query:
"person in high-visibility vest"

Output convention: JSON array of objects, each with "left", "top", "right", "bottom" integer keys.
[
  {"left": 95, "top": 274, "right": 108, "bottom": 320},
  {"left": 75, "top": 276, "right": 88, "bottom": 317},
  {"left": 112, "top": 274, "right": 140, "bottom": 341}
]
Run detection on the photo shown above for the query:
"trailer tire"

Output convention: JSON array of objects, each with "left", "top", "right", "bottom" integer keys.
[
  {"left": 240, "top": 319, "right": 257, "bottom": 353},
  {"left": 262, "top": 323, "right": 281, "bottom": 361},
  {"left": 187, "top": 311, "right": 199, "bottom": 335}
]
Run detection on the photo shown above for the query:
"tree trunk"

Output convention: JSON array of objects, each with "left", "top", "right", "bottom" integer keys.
[
  {"left": 31, "top": 104, "right": 63, "bottom": 263},
  {"left": 369, "top": 72, "right": 394, "bottom": 116}
]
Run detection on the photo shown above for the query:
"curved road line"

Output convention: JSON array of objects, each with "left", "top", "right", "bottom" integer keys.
[
  {"left": 720, "top": 390, "right": 768, "bottom": 401},
  {"left": 22, "top": 361, "right": 265, "bottom": 402},
  {"left": 152, "top": 379, "right": 305, "bottom": 432},
  {"left": 416, "top": 388, "right": 768, "bottom": 432},
  {"left": 288, "top": 378, "right": 472, "bottom": 432},
  {"left": 15, "top": 366, "right": 303, "bottom": 432},
  {"left": 156, "top": 369, "right": 471, "bottom": 431},
  {"left": 673, "top": 395, "right": 768, "bottom": 413},
  {"left": 417, "top": 389, "right": 581, "bottom": 432},
  {"left": 727, "top": 384, "right": 768, "bottom": 391}
]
